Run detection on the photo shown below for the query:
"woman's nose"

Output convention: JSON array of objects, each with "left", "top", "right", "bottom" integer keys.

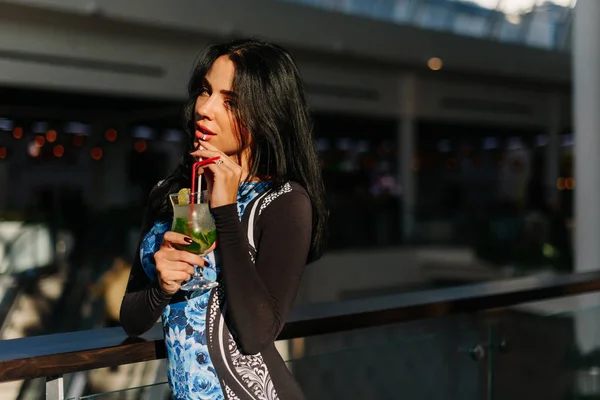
[{"left": 197, "top": 96, "right": 216, "bottom": 120}]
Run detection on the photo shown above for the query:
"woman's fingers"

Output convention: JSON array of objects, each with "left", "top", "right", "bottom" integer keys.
[
  {"left": 155, "top": 232, "right": 214, "bottom": 294},
  {"left": 195, "top": 140, "right": 220, "bottom": 152},
  {"left": 191, "top": 143, "right": 240, "bottom": 170},
  {"left": 160, "top": 261, "right": 196, "bottom": 275},
  {"left": 162, "top": 231, "right": 193, "bottom": 247},
  {"left": 154, "top": 249, "right": 202, "bottom": 270},
  {"left": 190, "top": 148, "right": 222, "bottom": 161},
  {"left": 205, "top": 241, "right": 217, "bottom": 254},
  {"left": 161, "top": 249, "right": 206, "bottom": 267},
  {"left": 200, "top": 161, "right": 241, "bottom": 207},
  {"left": 192, "top": 150, "right": 237, "bottom": 169},
  {"left": 163, "top": 270, "right": 194, "bottom": 284},
  {"left": 201, "top": 161, "right": 235, "bottom": 179}
]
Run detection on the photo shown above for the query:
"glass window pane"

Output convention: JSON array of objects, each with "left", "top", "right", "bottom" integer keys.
[
  {"left": 392, "top": 0, "right": 416, "bottom": 23},
  {"left": 525, "top": 11, "right": 559, "bottom": 48},
  {"left": 452, "top": 14, "right": 489, "bottom": 37},
  {"left": 345, "top": 0, "right": 398, "bottom": 22},
  {"left": 414, "top": 3, "right": 452, "bottom": 31},
  {"left": 458, "top": 0, "right": 500, "bottom": 9}
]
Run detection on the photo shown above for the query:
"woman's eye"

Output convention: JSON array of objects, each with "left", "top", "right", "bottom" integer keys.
[
  {"left": 200, "top": 87, "right": 209, "bottom": 96},
  {"left": 224, "top": 99, "right": 236, "bottom": 109}
]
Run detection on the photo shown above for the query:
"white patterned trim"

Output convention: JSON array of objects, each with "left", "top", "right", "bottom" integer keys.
[
  {"left": 212, "top": 287, "right": 279, "bottom": 400},
  {"left": 258, "top": 183, "right": 292, "bottom": 216},
  {"left": 211, "top": 288, "right": 255, "bottom": 399},
  {"left": 225, "top": 384, "right": 241, "bottom": 400},
  {"left": 228, "top": 334, "right": 279, "bottom": 400}
]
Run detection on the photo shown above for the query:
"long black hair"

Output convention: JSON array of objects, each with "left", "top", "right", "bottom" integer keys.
[{"left": 149, "top": 38, "right": 327, "bottom": 261}]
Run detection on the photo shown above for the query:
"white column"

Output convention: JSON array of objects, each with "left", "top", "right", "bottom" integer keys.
[
  {"left": 545, "top": 93, "right": 561, "bottom": 207},
  {"left": 574, "top": 0, "right": 600, "bottom": 354},
  {"left": 398, "top": 74, "right": 417, "bottom": 240}
]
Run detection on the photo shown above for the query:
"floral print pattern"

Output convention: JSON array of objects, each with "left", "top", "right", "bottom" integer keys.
[{"left": 140, "top": 182, "right": 271, "bottom": 400}]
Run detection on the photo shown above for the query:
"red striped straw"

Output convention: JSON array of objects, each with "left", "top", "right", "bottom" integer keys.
[
  {"left": 191, "top": 156, "right": 220, "bottom": 204},
  {"left": 191, "top": 160, "right": 203, "bottom": 204}
]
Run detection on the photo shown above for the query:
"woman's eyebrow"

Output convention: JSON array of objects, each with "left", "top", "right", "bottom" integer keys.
[
  {"left": 203, "top": 77, "right": 236, "bottom": 98},
  {"left": 221, "top": 90, "right": 237, "bottom": 98}
]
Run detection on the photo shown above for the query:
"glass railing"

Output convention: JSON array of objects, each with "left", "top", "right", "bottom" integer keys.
[
  {"left": 21, "top": 318, "right": 488, "bottom": 399},
  {"left": 485, "top": 296, "right": 600, "bottom": 399},
  {"left": 30, "top": 297, "right": 600, "bottom": 400},
  {"left": 65, "top": 381, "right": 169, "bottom": 400},
  {"left": 2, "top": 271, "right": 600, "bottom": 399},
  {"left": 280, "top": 0, "right": 576, "bottom": 51},
  {"left": 284, "top": 317, "right": 488, "bottom": 399}
]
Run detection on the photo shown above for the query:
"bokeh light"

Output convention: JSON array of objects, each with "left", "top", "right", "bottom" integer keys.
[
  {"left": 13, "top": 127, "right": 23, "bottom": 139},
  {"left": 53, "top": 145, "right": 65, "bottom": 158},
  {"left": 134, "top": 140, "right": 147, "bottom": 153},
  {"left": 46, "top": 129, "right": 57, "bottom": 143},
  {"left": 34, "top": 136, "right": 45, "bottom": 148},
  {"left": 91, "top": 147, "right": 103, "bottom": 161},
  {"left": 105, "top": 128, "right": 118, "bottom": 142}
]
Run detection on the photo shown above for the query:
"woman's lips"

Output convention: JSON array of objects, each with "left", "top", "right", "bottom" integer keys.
[
  {"left": 195, "top": 125, "right": 216, "bottom": 141},
  {"left": 195, "top": 130, "right": 215, "bottom": 141}
]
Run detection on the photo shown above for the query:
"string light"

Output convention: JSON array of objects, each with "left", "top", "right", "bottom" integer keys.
[
  {"left": 91, "top": 147, "right": 103, "bottom": 161},
  {"left": 0, "top": 147, "right": 6, "bottom": 159},
  {"left": 53, "top": 145, "right": 64, "bottom": 158},
  {"left": 46, "top": 130, "right": 57, "bottom": 143},
  {"left": 28, "top": 143, "right": 40, "bottom": 157},
  {"left": 34, "top": 136, "right": 45, "bottom": 148},
  {"left": 134, "top": 140, "right": 147, "bottom": 153},
  {"left": 13, "top": 127, "right": 23, "bottom": 139},
  {"left": 105, "top": 128, "right": 117, "bottom": 142}
]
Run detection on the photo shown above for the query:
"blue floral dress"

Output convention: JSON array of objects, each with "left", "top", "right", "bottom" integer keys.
[{"left": 140, "top": 182, "right": 277, "bottom": 400}]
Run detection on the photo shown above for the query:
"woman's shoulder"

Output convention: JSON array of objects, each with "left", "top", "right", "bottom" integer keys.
[
  {"left": 286, "top": 181, "right": 309, "bottom": 198},
  {"left": 257, "top": 181, "right": 311, "bottom": 218}
]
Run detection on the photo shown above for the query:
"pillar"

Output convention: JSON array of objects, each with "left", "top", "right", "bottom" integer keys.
[
  {"left": 398, "top": 73, "right": 417, "bottom": 240},
  {"left": 574, "top": 0, "right": 600, "bottom": 355}
]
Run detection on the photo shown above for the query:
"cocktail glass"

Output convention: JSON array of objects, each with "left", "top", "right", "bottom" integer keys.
[{"left": 169, "top": 190, "right": 218, "bottom": 291}]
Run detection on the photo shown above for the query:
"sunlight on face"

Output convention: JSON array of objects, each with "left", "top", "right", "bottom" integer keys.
[{"left": 194, "top": 56, "right": 243, "bottom": 157}]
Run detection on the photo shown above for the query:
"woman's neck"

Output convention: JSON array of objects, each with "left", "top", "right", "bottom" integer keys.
[{"left": 236, "top": 148, "right": 262, "bottom": 182}]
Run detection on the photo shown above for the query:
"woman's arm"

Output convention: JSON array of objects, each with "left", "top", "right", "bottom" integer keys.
[
  {"left": 119, "top": 212, "right": 173, "bottom": 337},
  {"left": 212, "top": 187, "right": 312, "bottom": 354},
  {"left": 119, "top": 260, "right": 173, "bottom": 337}
]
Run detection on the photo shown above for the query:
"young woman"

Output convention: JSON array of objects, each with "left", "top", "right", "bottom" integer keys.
[{"left": 120, "top": 38, "right": 327, "bottom": 400}]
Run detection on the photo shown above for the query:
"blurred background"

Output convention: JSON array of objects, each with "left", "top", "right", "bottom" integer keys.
[{"left": 0, "top": 0, "right": 594, "bottom": 399}]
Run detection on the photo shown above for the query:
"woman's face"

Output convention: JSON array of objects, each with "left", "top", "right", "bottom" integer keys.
[{"left": 194, "top": 55, "right": 244, "bottom": 157}]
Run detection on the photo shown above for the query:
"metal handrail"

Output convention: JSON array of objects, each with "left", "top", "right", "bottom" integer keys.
[{"left": 1, "top": 270, "right": 600, "bottom": 383}]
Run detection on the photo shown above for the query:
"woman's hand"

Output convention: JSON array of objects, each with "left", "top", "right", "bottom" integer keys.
[
  {"left": 154, "top": 231, "right": 208, "bottom": 295},
  {"left": 190, "top": 140, "right": 243, "bottom": 208}
]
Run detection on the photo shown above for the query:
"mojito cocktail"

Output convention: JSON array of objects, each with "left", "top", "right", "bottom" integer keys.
[{"left": 169, "top": 189, "right": 218, "bottom": 291}]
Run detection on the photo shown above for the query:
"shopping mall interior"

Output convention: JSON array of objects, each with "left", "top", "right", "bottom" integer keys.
[{"left": 1, "top": 0, "right": 599, "bottom": 399}]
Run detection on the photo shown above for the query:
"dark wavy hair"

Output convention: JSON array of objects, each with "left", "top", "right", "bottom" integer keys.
[{"left": 148, "top": 38, "right": 327, "bottom": 261}]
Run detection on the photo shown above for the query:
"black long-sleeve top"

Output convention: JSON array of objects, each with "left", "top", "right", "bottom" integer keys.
[{"left": 120, "top": 181, "right": 311, "bottom": 399}]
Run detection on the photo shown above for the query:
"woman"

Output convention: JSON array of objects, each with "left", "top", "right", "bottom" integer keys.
[{"left": 120, "top": 38, "right": 327, "bottom": 400}]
